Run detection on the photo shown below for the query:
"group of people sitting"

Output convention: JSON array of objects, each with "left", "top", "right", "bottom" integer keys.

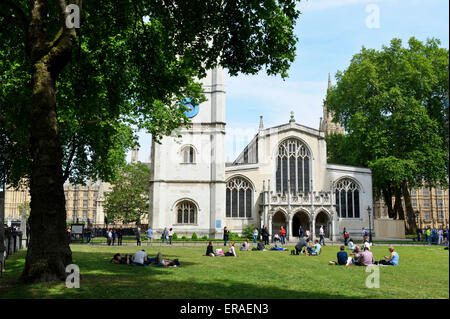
[
  {"left": 293, "top": 237, "right": 322, "bottom": 256},
  {"left": 328, "top": 245, "right": 399, "bottom": 266},
  {"left": 204, "top": 239, "right": 292, "bottom": 257},
  {"left": 111, "top": 250, "right": 180, "bottom": 267}
]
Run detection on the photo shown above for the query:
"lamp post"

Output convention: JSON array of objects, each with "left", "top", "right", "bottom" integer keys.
[{"left": 367, "top": 206, "right": 373, "bottom": 243}]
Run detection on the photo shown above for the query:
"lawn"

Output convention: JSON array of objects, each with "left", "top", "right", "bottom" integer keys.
[{"left": 0, "top": 244, "right": 448, "bottom": 299}]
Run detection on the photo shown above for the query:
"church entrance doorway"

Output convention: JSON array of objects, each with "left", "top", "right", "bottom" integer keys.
[
  {"left": 315, "top": 211, "right": 331, "bottom": 238},
  {"left": 292, "top": 210, "right": 310, "bottom": 237},
  {"left": 272, "top": 211, "right": 287, "bottom": 237}
]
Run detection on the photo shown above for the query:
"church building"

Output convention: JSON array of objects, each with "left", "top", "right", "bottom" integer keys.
[{"left": 149, "top": 68, "right": 373, "bottom": 241}]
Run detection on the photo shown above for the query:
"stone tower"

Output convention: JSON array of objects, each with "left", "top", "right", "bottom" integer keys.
[{"left": 320, "top": 73, "right": 344, "bottom": 136}]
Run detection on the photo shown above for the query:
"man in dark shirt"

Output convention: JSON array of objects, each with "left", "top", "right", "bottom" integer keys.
[
  {"left": 337, "top": 245, "right": 348, "bottom": 265},
  {"left": 295, "top": 237, "right": 307, "bottom": 255}
]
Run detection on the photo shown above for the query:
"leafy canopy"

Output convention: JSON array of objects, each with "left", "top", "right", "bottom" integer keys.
[{"left": 0, "top": 0, "right": 301, "bottom": 187}]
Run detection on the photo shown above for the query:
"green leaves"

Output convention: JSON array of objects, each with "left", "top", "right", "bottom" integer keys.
[{"left": 104, "top": 163, "right": 151, "bottom": 224}]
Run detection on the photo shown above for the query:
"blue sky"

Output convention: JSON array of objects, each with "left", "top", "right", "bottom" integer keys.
[{"left": 132, "top": 0, "right": 449, "bottom": 163}]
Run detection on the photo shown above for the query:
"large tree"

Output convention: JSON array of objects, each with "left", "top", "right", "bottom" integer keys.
[
  {"left": 104, "top": 162, "right": 151, "bottom": 225},
  {"left": 326, "top": 37, "right": 449, "bottom": 233},
  {"left": 0, "top": 0, "right": 301, "bottom": 282}
]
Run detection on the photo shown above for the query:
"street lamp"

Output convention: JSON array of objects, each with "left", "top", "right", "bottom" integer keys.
[{"left": 367, "top": 206, "right": 373, "bottom": 243}]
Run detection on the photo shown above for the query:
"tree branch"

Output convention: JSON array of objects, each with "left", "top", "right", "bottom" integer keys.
[{"left": 63, "top": 136, "right": 77, "bottom": 182}]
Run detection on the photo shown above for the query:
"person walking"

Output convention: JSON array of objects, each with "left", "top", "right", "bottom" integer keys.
[
  {"left": 117, "top": 227, "right": 123, "bottom": 246},
  {"left": 136, "top": 227, "right": 142, "bottom": 246},
  {"left": 168, "top": 228, "right": 174, "bottom": 245},
  {"left": 146, "top": 227, "right": 153, "bottom": 245},
  {"left": 279, "top": 226, "right": 286, "bottom": 245},
  {"left": 437, "top": 228, "right": 443, "bottom": 245},
  {"left": 112, "top": 229, "right": 117, "bottom": 246},
  {"left": 299, "top": 226, "right": 304, "bottom": 238},
  {"left": 417, "top": 228, "right": 422, "bottom": 242},
  {"left": 262, "top": 226, "right": 269, "bottom": 245},
  {"left": 319, "top": 225, "right": 326, "bottom": 246},
  {"left": 107, "top": 229, "right": 112, "bottom": 246},
  {"left": 162, "top": 227, "right": 169, "bottom": 244},
  {"left": 223, "top": 226, "right": 229, "bottom": 246},
  {"left": 252, "top": 227, "right": 259, "bottom": 243},
  {"left": 426, "top": 227, "right": 431, "bottom": 245}
]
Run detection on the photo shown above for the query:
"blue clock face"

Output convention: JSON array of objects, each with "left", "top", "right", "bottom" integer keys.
[{"left": 182, "top": 98, "right": 200, "bottom": 118}]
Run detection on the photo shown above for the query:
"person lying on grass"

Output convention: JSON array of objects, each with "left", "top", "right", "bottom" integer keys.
[
  {"left": 111, "top": 251, "right": 180, "bottom": 267},
  {"left": 306, "top": 240, "right": 322, "bottom": 256},
  {"left": 329, "top": 246, "right": 348, "bottom": 265},
  {"left": 111, "top": 253, "right": 132, "bottom": 265},
  {"left": 375, "top": 246, "right": 399, "bottom": 266},
  {"left": 270, "top": 243, "right": 288, "bottom": 251}
]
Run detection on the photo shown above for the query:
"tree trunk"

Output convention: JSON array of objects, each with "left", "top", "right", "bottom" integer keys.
[
  {"left": 382, "top": 186, "right": 395, "bottom": 219},
  {"left": 394, "top": 188, "right": 405, "bottom": 221},
  {"left": 401, "top": 181, "right": 417, "bottom": 235},
  {"left": 21, "top": 61, "right": 72, "bottom": 283}
]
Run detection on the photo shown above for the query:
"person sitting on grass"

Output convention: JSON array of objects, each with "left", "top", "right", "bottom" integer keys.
[
  {"left": 348, "top": 238, "right": 355, "bottom": 250},
  {"left": 295, "top": 237, "right": 308, "bottom": 255},
  {"left": 307, "top": 240, "right": 322, "bottom": 256},
  {"left": 376, "top": 246, "right": 399, "bottom": 266},
  {"left": 329, "top": 246, "right": 348, "bottom": 265},
  {"left": 224, "top": 242, "right": 237, "bottom": 257},
  {"left": 273, "top": 233, "right": 281, "bottom": 243},
  {"left": 363, "top": 240, "right": 372, "bottom": 250},
  {"left": 111, "top": 253, "right": 132, "bottom": 265},
  {"left": 356, "top": 247, "right": 374, "bottom": 266},
  {"left": 240, "top": 238, "right": 250, "bottom": 251},
  {"left": 131, "top": 249, "right": 148, "bottom": 266},
  {"left": 252, "top": 239, "right": 265, "bottom": 251},
  {"left": 205, "top": 241, "right": 215, "bottom": 256}
]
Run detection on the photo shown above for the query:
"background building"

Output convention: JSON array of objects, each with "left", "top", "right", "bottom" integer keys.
[{"left": 374, "top": 187, "right": 449, "bottom": 230}]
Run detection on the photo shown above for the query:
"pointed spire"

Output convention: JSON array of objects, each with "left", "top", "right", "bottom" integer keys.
[{"left": 259, "top": 115, "right": 264, "bottom": 130}]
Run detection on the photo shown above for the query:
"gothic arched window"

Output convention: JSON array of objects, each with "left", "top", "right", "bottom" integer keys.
[
  {"left": 335, "top": 179, "right": 360, "bottom": 218},
  {"left": 176, "top": 201, "right": 197, "bottom": 224},
  {"left": 226, "top": 177, "right": 253, "bottom": 218},
  {"left": 276, "top": 139, "right": 311, "bottom": 194},
  {"left": 181, "top": 146, "right": 195, "bottom": 164}
]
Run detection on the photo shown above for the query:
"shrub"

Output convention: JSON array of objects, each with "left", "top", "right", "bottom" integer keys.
[
  {"left": 201, "top": 235, "right": 208, "bottom": 240},
  {"left": 191, "top": 232, "right": 198, "bottom": 240},
  {"left": 181, "top": 236, "right": 187, "bottom": 240},
  {"left": 228, "top": 231, "right": 240, "bottom": 240},
  {"left": 173, "top": 233, "right": 178, "bottom": 240},
  {"left": 242, "top": 225, "right": 256, "bottom": 239}
]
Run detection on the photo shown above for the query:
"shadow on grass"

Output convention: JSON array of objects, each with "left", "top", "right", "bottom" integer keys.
[{"left": 0, "top": 250, "right": 371, "bottom": 299}]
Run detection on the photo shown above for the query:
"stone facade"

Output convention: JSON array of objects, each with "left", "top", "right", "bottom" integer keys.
[{"left": 150, "top": 68, "right": 374, "bottom": 241}]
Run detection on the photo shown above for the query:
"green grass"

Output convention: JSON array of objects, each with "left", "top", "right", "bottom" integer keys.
[{"left": 0, "top": 245, "right": 448, "bottom": 299}]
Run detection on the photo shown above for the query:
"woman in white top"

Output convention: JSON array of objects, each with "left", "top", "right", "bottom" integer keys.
[
  {"left": 348, "top": 239, "right": 355, "bottom": 250},
  {"left": 225, "top": 242, "right": 237, "bottom": 257},
  {"left": 168, "top": 228, "right": 174, "bottom": 245}
]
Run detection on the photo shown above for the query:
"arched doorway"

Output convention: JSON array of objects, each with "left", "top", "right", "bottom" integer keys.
[
  {"left": 272, "top": 211, "right": 287, "bottom": 236},
  {"left": 315, "top": 211, "right": 331, "bottom": 238},
  {"left": 292, "top": 210, "right": 310, "bottom": 237}
]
